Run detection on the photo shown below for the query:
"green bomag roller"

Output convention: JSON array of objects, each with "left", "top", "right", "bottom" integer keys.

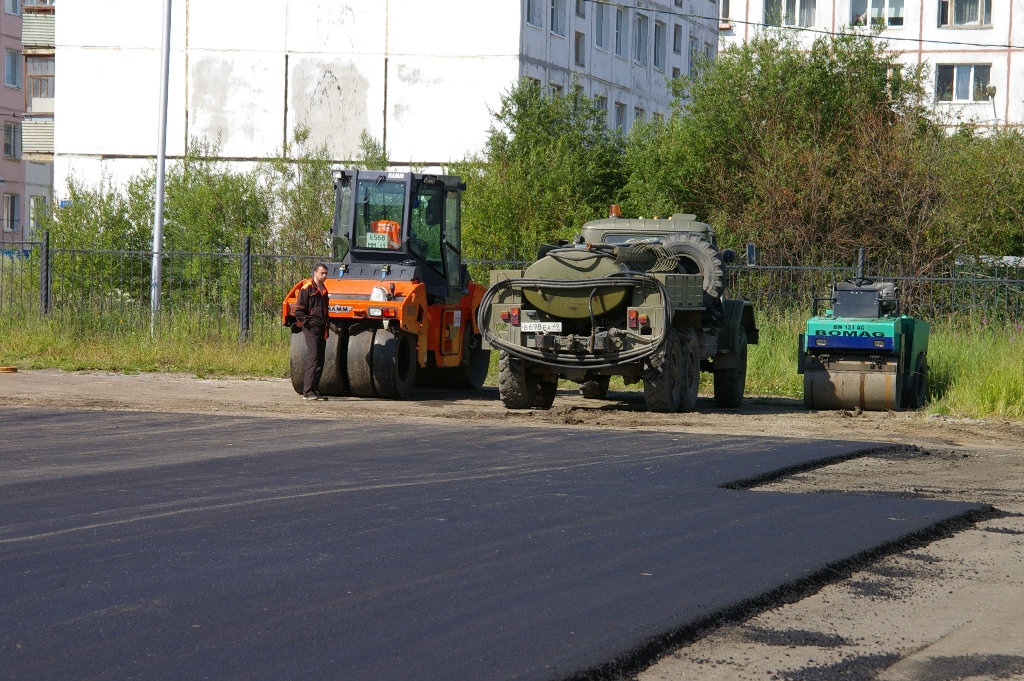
[{"left": 798, "top": 278, "right": 929, "bottom": 411}]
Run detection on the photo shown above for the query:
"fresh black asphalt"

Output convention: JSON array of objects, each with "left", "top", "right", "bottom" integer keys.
[{"left": 0, "top": 408, "right": 986, "bottom": 680}]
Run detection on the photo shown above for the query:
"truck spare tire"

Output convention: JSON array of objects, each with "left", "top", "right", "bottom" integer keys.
[{"left": 660, "top": 232, "right": 726, "bottom": 300}]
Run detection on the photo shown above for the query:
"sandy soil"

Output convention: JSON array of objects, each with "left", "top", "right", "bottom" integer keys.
[{"left": 2, "top": 369, "right": 1023, "bottom": 680}]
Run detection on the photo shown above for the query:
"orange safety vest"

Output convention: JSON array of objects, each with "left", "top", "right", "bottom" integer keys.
[{"left": 296, "top": 278, "right": 329, "bottom": 339}]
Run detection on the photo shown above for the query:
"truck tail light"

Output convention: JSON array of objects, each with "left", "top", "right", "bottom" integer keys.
[
  {"left": 627, "top": 309, "right": 638, "bottom": 328},
  {"left": 510, "top": 307, "right": 520, "bottom": 326},
  {"left": 368, "top": 307, "right": 397, "bottom": 318},
  {"left": 638, "top": 314, "right": 650, "bottom": 326},
  {"left": 500, "top": 310, "right": 510, "bottom": 322}
]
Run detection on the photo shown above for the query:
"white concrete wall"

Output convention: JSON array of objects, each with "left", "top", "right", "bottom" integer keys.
[
  {"left": 55, "top": 0, "right": 521, "bottom": 192},
  {"left": 719, "top": 0, "right": 1024, "bottom": 127},
  {"left": 54, "top": 1, "right": 714, "bottom": 196}
]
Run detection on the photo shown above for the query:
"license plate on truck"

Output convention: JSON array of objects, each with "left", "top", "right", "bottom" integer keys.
[{"left": 521, "top": 322, "right": 562, "bottom": 332}]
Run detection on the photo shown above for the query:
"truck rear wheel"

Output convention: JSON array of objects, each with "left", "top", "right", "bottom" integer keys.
[
  {"left": 579, "top": 375, "right": 610, "bottom": 399},
  {"left": 678, "top": 327, "right": 700, "bottom": 413},
  {"left": 498, "top": 350, "right": 538, "bottom": 409},
  {"left": 372, "top": 330, "right": 418, "bottom": 399},
  {"left": 347, "top": 324, "right": 376, "bottom": 397},
  {"left": 644, "top": 330, "right": 685, "bottom": 413},
  {"left": 533, "top": 380, "right": 557, "bottom": 409},
  {"left": 713, "top": 326, "right": 747, "bottom": 408}
]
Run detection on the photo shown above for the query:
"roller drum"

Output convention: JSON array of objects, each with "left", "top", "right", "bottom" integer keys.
[{"left": 804, "top": 368, "right": 902, "bottom": 411}]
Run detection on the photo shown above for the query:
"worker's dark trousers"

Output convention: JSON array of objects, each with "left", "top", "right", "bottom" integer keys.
[{"left": 303, "top": 329, "right": 326, "bottom": 396}]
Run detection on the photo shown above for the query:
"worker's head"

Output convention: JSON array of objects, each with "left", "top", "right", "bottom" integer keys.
[{"left": 312, "top": 263, "right": 328, "bottom": 284}]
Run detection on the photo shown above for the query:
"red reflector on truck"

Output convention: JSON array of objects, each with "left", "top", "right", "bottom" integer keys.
[
  {"left": 510, "top": 307, "right": 520, "bottom": 325},
  {"left": 627, "top": 309, "right": 638, "bottom": 328}
]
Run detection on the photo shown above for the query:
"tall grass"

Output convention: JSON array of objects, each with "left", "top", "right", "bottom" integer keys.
[
  {"left": 926, "top": 321, "right": 1024, "bottom": 419},
  {"left": 2, "top": 313, "right": 1022, "bottom": 420}
]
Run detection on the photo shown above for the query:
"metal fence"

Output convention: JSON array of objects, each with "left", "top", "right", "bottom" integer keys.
[{"left": 2, "top": 236, "right": 1023, "bottom": 343}]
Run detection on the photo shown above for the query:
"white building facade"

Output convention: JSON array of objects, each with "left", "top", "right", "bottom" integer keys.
[
  {"left": 719, "top": 0, "right": 1023, "bottom": 127},
  {"left": 54, "top": 0, "right": 718, "bottom": 193}
]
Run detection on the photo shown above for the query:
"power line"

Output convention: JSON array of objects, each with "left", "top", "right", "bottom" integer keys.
[{"left": 581, "top": 0, "right": 1024, "bottom": 51}]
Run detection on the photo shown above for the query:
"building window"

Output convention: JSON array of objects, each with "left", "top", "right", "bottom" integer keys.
[
  {"left": 673, "top": 24, "right": 683, "bottom": 53},
  {"left": 574, "top": 32, "right": 586, "bottom": 66},
  {"left": 614, "top": 101, "right": 626, "bottom": 130},
  {"left": 704, "top": 42, "right": 714, "bottom": 60},
  {"left": 851, "top": 0, "right": 904, "bottom": 26},
  {"left": 551, "top": 0, "right": 567, "bottom": 36},
  {"left": 653, "top": 22, "right": 666, "bottom": 71},
  {"left": 3, "top": 122, "right": 19, "bottom": 159},
  {"left": 595, "top": 2, "right": 609, "bottom": 50},
  {"left": 653, "top": 112, "right": 664, "bottom": 122},
  {"left": 3, "top": 194, "right": 20, "bottom": 233},
  {"left": 672, "top": 66, "right": 681, "bottom": 79},
  {"left": 596, "top": 95, "right": 609, "bottom": 124},
  {"left": 27, "top": 56, "right": 54, "bottom": 101},
  {"left": 634, "top": 107, "right": 646, "bottom": 123},
  {"left": 689, "top": 36, "right": 700, "bottom": 76},
  {"left": 721, "top": 0, "right": 732, "bottom": 19},
  {"left": 29, "top": 196, "right": 47, "bottom": 240},
  {"left": 5, "top": 49, "right": 22, "bottom": 89},
  {"left": 550, "top": 83, "right": 564, "bottom": 96},
  {"left": 675, "top": 0, "right": 683, "bottom": 5},
  {"left": 576, "top": 0, "right": 586, "bottom": 17},
  {"left": 939, "top": 0, "right": 992, "bottom": 26},
  {"left": 4, "top": 0, "right": 20, "bottom": 15},
  {"left": 765, "top": 0, "right": 816, "bottom": 27},
  {"left": 634, "top": 13, "right": 649, "bottom": 65},
  {"left": 615, "top": 7, "right": 627, "bottom": 57},
  {"left": 936, "top": 64, "right": 991, "bottom": 101},
  {"left": 527, "top": 0, "right": 544, "bottom": 27}
]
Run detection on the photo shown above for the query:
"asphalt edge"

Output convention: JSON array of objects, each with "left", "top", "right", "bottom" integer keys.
[{"left": 565, "top": 444, "right": 1000, "bottom": 681}]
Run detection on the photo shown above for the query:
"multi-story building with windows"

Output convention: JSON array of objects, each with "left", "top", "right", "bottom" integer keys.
[
  {"left": 21, "top": 0, "right": 53, "bottom": 239},
  {"left": 55, "top": 1, "right": 719, "bottom": 191},
  {"left": 0, "top": 0, "right": 24, "bottom": 243},
  {"left": 719, "top": 0, "right": 1023, "bottom": 127}
]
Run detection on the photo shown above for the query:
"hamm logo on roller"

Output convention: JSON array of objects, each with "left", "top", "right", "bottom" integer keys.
[{"left": 815, "top": 330, "right": 887, "bottom": 338}]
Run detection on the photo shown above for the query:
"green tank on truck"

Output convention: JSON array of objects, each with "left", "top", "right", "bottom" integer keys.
[{"left": 477, "top": 208, "right": 759, "bottom": 412}]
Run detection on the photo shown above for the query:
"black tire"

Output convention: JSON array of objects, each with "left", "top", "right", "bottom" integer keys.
[
  {"left": 453, "top": 333, "right": 491, "bottom": 389},
  {"left": 498, "top": 350, "right": 537, "bottom": 409},
  {"left": 289, "top": 328, "right": 305, "bottom": 395},
  {"left": 347, "top": 324, "right": 376, "bottom": 397},
  {"left": 661, "top": 232, "right": 726, "bottom": 300},
  {"left": 533, "top": 380, "right": 557, "bottom": 409},
  {"left": 644, "top": 329, "right": 685, "bottom": 413},
  {"left": 579, "top": 375, "right": 611, "bottom": 399},
  {"left": 906, "top": 353, "right": 929, "bottom": 409},
  {"left": 678, "top": 326, "right": 700, "bottom": 413},
  {"left": 372, "top": 329, "right": 418, "bottom": 399},
  {"left": 318, "top": 323, "right": 348, "bottom": 397},
  {"left": 713, "top": 326, "right": 747, "bottom": 408}
]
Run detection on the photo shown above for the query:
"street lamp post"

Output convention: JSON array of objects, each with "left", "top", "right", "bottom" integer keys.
[{"left": 150, "top": 0, "right": 172, "bottom": 335}]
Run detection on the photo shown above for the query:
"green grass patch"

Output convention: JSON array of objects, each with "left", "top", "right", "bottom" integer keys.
[
  {"left": 4, "top": 313, "right": 1022, "bottom": 420},
  {"left": 1, "top": 319, "right": 288, "bottom": 378}
]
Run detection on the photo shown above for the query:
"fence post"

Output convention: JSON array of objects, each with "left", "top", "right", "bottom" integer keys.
[
  {"left": 239, "top": 236, "right": 252, "bottom": 342},
  {"left": 39, "top": 231, "right": 51, "bottom": 316}
]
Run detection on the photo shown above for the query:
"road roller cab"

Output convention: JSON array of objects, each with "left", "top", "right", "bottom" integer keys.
[
  {"left": 282, "top": 168, "right": 491, "bottom": 399},
  {"left": 799, "top": 278, "right": 929, "bottom": 411}
]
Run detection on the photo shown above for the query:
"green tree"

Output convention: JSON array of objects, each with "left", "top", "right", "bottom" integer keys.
[
  {"left": 622, "top": 28, "right": 946, "bottom": 269},
  {"left": 265, "top": 126, "right": 334, "bottom": 256},
  {"left": 456, "top": 79, "right": 626, "bottom": 261}
]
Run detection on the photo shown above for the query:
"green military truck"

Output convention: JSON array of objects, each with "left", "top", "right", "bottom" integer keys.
[{"left": 477, "top": 209, "right": 758, "bottom": 412}]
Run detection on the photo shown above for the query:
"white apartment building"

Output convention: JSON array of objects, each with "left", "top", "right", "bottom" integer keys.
[
  {"left": 719, "top": 0, "right": 1023, "bottom": 127},
  {"left": 54, "top": 0, "right": 718, "bottom": 193}
]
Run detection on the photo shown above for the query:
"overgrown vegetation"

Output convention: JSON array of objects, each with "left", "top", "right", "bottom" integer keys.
[{"left": 460, "top": 29, "right": 1024, "bottom": 273}]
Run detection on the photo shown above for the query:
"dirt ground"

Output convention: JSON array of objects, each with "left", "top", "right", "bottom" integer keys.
[{"left": 2, "top": 369, "right": 1023, "bottom": 681}]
